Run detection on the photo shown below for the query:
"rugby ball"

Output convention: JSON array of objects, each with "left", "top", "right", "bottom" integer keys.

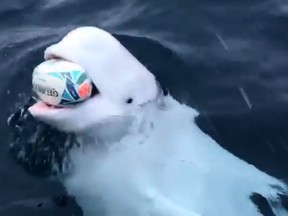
[{"left": 32, "top": 59, "right": 92, "bottom": 106}]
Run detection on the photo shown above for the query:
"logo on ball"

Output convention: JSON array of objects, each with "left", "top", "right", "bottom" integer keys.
[{"left": 34, "top": 84, "right": 59, "bottom": 97}]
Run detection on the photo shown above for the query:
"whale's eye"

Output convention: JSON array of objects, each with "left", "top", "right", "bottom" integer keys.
[{"left": 126, "top": 98, "right": 133, "bottom": 104}]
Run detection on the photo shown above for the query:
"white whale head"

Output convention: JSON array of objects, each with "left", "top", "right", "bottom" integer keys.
[{"left": 29, "top": 26, "right": 161, "bottom": 134}]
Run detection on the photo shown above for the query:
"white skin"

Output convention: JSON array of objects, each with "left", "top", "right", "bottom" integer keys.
[{"left": 29, "top": 27, "right": 288, "bottom": 216}]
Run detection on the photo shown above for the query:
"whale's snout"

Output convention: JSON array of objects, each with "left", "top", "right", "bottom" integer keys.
[{"left": 29, "top": 26, "right": 161, "bottom": 133}]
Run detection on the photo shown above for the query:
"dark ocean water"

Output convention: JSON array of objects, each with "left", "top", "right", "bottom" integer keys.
[{"left": 1, "top": 0, "right": 288, "bottom": 215}]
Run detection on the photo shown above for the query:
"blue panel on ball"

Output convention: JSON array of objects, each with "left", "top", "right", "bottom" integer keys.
[
  {"left": 71, "top": 71, "right": 81, "bottom": 81},
  {"left": 60, "top": 98, "right": 72, "bottom": 105},
  {"left": 61, "top": 72, "right": 72, "bottom": 80},
  {"left": 66, "top": 78, "right": 80, "bottom": 101},
  {"left": 62, "top": 89, "right": 74, "bottom": 101},
  {"left": 76, "top": 73, "right": 88, "bottom": 85},
  {"left": 47, "top": 72, "right": 64, "bottom": 80}
]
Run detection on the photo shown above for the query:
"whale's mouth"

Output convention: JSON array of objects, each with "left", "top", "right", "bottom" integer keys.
[
  {"left": 30, "top": 52, "right": 102, "bottom": 112},
  {"left": 31, "top": 82, "right": 100, "bottom": 112}
]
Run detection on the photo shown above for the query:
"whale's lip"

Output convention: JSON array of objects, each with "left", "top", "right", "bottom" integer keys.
[
  {"left": 30, "top": 100, "right": 66, "bottom": 112},
  {"left": 30, "top": 81, "right": 100, "bottom": 114},
  {"left": 29, "top": 99, "right": 83, "bottom": 114},
  {"left": 29, "top": 97, "right": 89, "bottom": 115}
]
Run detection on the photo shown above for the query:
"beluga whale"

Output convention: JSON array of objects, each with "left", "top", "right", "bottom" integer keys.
[{"left": 28, "top": 26, "right": 288, "bottom": 216}]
